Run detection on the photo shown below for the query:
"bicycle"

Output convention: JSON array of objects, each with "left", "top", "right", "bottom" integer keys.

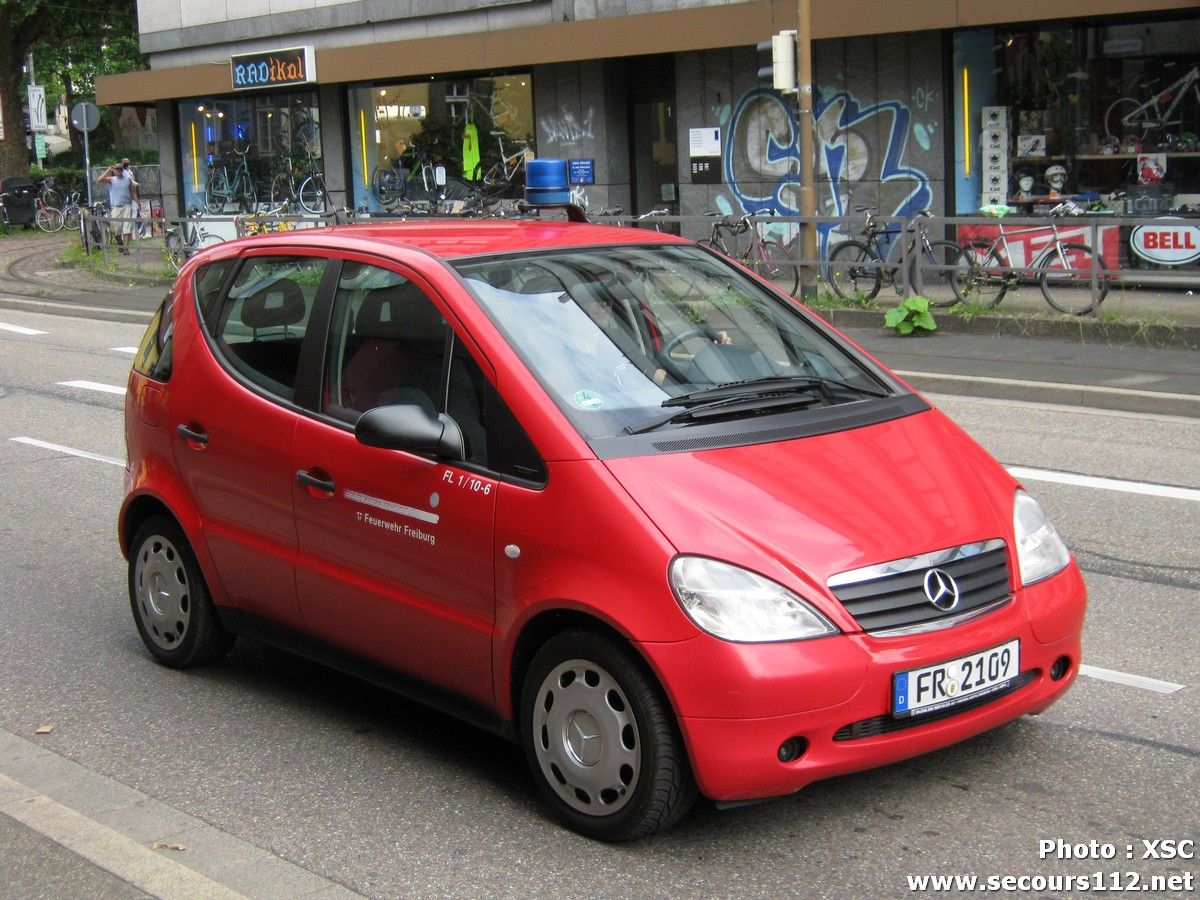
[
  {"left": 34, "top": 195, "right": 64, "bottom": 232},
  {"left": 0, "top": 192, "right": 10, "bottom": 234},
  {"left": 825, "top": 207, "right": 965, "bottom": 305},
  {"left": 205, "top": 146, "right": 257, "bottom": 214},
  {"left": 35, "top": 176, "right": 63, "bottom": 211},
  {"left": 60, "top": 191, "right": 84, "bottom": 232},
  {"left": 481, "top": 132, "right": 530, "bottom": 200},
  {"left": 700, "top": 210, "right": 799, "bottom": 296},
  {"left": 953, "top": 202, "right": 1110, "bottom": 315},
  {"left": 1105, "top": 66, "right": 1200, "bottom": 140},
  {"left": 163, "top": 207, "right": 221, "bottom": 271},
  {"left": 271, "top": 151, "right": 327, "bottom": 214}
]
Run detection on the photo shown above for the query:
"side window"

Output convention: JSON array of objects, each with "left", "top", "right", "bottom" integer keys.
[
  {"left": 323, "top": 263, "right": 492, "bottom": 466},
  {"left": 193, "top": 259, "right": 233, "bottom": 322},
  {"left": 482, "top": 381, "right": 547, "bottom": 484},
  {"left": 213, "top": 256, "right": 327, "bottom": 401},
  {"left": 132, "top": 289, "right": 176, "bottom": 382}
]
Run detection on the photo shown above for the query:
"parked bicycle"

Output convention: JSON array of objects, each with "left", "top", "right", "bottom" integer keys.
[
  {"left": 953, "top": 202, "right": 1110, "bottom": 315},
  {"left": 163, "top": 208, "right": 221, "bottom": 271},
  {"left": 205, "top": 146, "right": 257, "bottom": 213},
  {"left": 480, "top": 132, "right": 530, "bottom": 200},
  {"left": 825, "top": 207, "right": 965, "bottom": 305},
  {"left": 1105, "top": 66, "right": 1200, "bottom": 140},
  {"left": 35, "top": 176, "right": 63, "bottom": 211},
  {"left": 59, "top": 191, "right": 84, "bottom": 232},
  {"left": 34, "top": 194, "right": 64, "bottom": 232},
  {"left": 700, "top": 210, "right": 799, "bottom": 296},
  {"left": 269, "top": 151, "right": 326, "bottom": 214}
]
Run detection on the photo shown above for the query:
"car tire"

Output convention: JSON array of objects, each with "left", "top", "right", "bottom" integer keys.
[
  {"left": 128, "top": 516, "right": 234, "bottom": 668},
  {"left": 520, "top": 630, "right": 697, "bottom": 841}
]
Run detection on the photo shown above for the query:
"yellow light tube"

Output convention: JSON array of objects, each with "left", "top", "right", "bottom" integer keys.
[
  {"left": 360, "top": 109, "right": 369, "bottom": 188},
  {"left": 190, "top": 122, "right": 199, "bottom": 190},
  {"left": 962, "top": 66, "right": 971, "bottom": 177}
]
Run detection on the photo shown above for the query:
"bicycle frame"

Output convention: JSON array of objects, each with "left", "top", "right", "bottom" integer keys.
[
  {"left": 1120, "top": 66, "right": 1200, "bottom": 131},
  {"left": 972, "top": 220, "right": 1073, "bottom": 279}
]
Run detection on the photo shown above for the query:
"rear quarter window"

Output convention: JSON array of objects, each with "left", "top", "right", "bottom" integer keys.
[{"left": 132, "top": 290, "right": 176, "bottom": 382}]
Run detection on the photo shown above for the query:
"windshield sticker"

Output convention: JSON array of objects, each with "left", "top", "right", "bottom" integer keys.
[{"left": 573, "top": 390, "right": 605, "bottom": 410}]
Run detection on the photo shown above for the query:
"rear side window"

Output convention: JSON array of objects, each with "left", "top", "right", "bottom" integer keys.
[
  {"left": 132, "top": 290, "right": 175, "bottom": 382},
  {"left": 194, "top": 259, "right": 234, "bottom": 321},
  {"left": 213, "top": 256, "right": 327, "bottom": 401}
]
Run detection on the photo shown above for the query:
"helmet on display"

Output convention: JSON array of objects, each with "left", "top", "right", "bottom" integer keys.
[{"left": 1045, "top": 164, "right": 1068, "bottom": 186}]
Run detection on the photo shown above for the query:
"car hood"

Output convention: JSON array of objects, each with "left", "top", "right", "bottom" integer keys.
[{"left": 603, "top": 408, "right": 1017, "bottom": 612}]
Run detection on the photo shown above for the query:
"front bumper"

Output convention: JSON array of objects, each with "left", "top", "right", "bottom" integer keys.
[{"left": 641, "top": 563, "right": 1086, "bottom": 802}]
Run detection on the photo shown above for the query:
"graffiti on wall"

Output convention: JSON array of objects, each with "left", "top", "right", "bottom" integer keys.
[
  {"left": 542, "top": 108, "right": 595, "bottom": 145},
  {"left": 719, "top": 87, "right": 933, "bottom": 254}
]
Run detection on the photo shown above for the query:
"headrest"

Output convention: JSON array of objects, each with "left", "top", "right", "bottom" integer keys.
[
  {"left": 241, "top": 279, "right": 305, "bottom": 329},
  {"left": 355, "top": 283, "right": 445, "bottom": 341}
]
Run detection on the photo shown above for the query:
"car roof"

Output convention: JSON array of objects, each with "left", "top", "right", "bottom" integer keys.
[{"left": 243, "top": 218, "right": 692, "bottom": 260}]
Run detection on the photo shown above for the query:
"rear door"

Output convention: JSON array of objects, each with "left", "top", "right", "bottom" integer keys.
[{"left": 169, "top": 251, "right": 334, "bottom": 630}]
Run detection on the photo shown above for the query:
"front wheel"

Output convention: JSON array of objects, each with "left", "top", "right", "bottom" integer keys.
[
  {"left": 35, "top": 206, "right": 64, "bottom": 233},
  {"left": 236, "top": 178, "right": 257, "bottom": 214},
  {"left": 953, "top": 241, "right": 1007, "bottom": 307},
  {"left": 62, "top": 205, "right": 82, "bottom": 232},
  {"left": 826, "top": 240, "right": 882, "bottom": 302},
  {"left": 520, "top": 630, "right": 697, "bottom": 841},
  {"left": 749, "top": 238, "right": 799, "bottom": 296},
  {"left": 298, "top": 174, "right": 326, "bottom": 214},
  {"left": 163, "top": 231, "right": 186, "bottom": 270},
  {"left": 911, "top": 239, "right": 969, "bottom": 307},
  {"left": 128, "top": 516, "right": 235, "bottom": 668},
  {"left": 204, "top": 172, "right": 228, "bottom": 214},
  {"left": 42, "top": 187, "right": 63, "bottom": 209},
  {"left": 1039, "top": 243, "right": 1109, "bottom": 315}
]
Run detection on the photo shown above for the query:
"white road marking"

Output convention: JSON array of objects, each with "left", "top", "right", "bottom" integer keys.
[
  {"left": 1007, "top": 466, "right": 1200, "bottom": 503},
  {"left": 111, "top": 346, "right": 139, "bottom": 354},
  {"left": 1079, "top": 665, "right": 1186, "bottom": 694},
  {"left": 57, "top": 380, "right": 127, "bottom": 396},
  {"left": 10, "top": 437, "right": 123, "bottom": 467},
  {"left": 0, "top": 322, "right": 47, "bottom": 335}
]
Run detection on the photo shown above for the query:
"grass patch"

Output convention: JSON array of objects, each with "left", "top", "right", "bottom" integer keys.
[{"left": 56, "top": 236, "right": 175, "bottom": 282}]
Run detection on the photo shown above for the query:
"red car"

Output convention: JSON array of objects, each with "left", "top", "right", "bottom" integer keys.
[{"left": 121, "top": 213, "right": 1085, "bottom": 840}]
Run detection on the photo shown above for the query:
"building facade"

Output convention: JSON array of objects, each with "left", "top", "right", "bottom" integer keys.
[{"left": 99, "top": 0, "right": 1200, "bottom": 256}]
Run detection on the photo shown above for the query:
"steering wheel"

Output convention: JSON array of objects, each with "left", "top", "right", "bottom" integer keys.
[{"left": 660, "top": 327, "right": 713, "bottom": 359}]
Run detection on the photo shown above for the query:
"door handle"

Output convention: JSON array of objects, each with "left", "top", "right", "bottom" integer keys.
[
  {"left": 176, "top": 423, "right": 208, "bottom": 446},
  {"left": 296, "top": 469, "right": 336, "bottom": 494}
]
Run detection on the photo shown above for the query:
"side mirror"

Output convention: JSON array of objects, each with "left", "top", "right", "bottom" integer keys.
[{"left": 355, "top": 404, "right": 465, "bottom": 461}]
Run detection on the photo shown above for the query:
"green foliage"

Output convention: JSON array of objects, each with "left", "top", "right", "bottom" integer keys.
[
  {"left": 884, "top": 295, "right": 938, "bottom": 335},
  {"left": 30, "top": 165, "right": 86, "bottom": 199}
]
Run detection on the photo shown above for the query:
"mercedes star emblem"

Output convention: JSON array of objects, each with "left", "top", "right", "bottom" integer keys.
[{"left": 923, "top": 568, "right": 961, "bottom": 611}]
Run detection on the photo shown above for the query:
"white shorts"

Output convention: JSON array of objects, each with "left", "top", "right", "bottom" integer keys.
[{"left": 111, "top": 204, "right": 136, "bottom": 237}]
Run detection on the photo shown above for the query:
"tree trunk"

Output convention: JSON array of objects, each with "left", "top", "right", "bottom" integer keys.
[{"left": 0, "top": 7, "right": 31, "bottom": 177}]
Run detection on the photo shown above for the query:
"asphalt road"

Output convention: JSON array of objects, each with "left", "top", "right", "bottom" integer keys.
[{"left": 0, "top": 308, "right": 1196, "bottom": 899}]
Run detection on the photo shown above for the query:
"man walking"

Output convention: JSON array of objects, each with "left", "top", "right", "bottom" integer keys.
[{"left": 97, "top": 159, "right": 140, "bottom": 254}]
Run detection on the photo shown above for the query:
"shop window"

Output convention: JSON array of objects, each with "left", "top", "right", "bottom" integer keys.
[
  {"left": 346, "top": 74, "right": 533, "bottom": 212},
  {"left": 175, "top": 91, "right": 321, "bottom": 214}
]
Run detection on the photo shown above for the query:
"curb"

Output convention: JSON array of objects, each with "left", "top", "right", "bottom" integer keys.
[
  {"left": 0, "top": 295, "right": 154, "bottom": 325},
  {"left": 816, "top": 306, "right": 1200, "bottom": 351},
  {"left": 895, "top": 370, "right": 1200, "bottom": 419}
]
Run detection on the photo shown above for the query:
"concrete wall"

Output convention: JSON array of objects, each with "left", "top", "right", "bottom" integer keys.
[{"left": 676, "top": 32, "right": 947, "bottom": 252}]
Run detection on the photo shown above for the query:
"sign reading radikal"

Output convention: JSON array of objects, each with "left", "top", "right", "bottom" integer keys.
[{"left": 230, "top": 46, "right": 316, "bottom": 91}]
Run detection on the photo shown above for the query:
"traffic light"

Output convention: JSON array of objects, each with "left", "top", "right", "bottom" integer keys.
[{"left": 756, "top": 30, "right": 797, "bottom": 92}]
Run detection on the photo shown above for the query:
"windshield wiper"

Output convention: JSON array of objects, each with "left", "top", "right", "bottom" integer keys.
[
  {"left": 662, "top": 375, "right": 888, "bottom": 408},
  {"left": 623, "top": 391, "right": 827, "bottom": 435}
]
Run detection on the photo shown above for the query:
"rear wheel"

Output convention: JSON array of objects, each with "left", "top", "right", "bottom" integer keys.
[
  {"left": 911, "top": 239, "right": 969, "bottom": 307},
  {"left": 750, "top": 238, "right": 799, "bottom": 296},
  {"left": 204, "top": 171, "right": 228, "bottom": 214},
  {"left": 826, "top": 240, "right": 882, "bottom": 302},
  {"left": 41, "top": 187, "right": 63, "bottom": 209},
  {"left": 298, "top": 174, "right": 326, "bottom": 214},
  {"left": 128, "top": 516, "right": 234, "bottom": 668},
  {"left": 35, "top": 206, "right": 64, "bottom": 233},
  {"left": 1039, "top": 242, "right": 1109, "bottom": 315},
  {"left": 521, "top": 630, "right": 696, "bottom": 841},
  {"left": 163, "top": 231, "right": 186, "bottom": 270},
  {"left": 62, "top": 205, "right": 82, "bottom": 232}
]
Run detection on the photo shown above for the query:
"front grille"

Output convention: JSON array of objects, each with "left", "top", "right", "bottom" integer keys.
[
  {"left": 832, "top": 669, "right": 1038, "bottom": 741},
  {"left": 828, "top": 539, "right": 1011, "bottom": 634}
]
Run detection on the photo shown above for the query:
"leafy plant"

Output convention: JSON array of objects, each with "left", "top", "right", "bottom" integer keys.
[{"left": 884, "top": 295, "right": 937, "bottom": 335}]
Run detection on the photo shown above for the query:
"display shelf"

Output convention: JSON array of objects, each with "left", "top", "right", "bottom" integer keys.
[{"left": 1015, "top": 153, "right": 1200, "bottom": 162}]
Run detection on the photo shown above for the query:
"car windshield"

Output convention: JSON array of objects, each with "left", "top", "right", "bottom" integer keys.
[{"left": 454, "top": 244, "right": 892, "bottom": 440}]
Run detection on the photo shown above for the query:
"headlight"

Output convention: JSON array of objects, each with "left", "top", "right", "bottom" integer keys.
[
  {"left": 1013, "top": 490, "right": 1071, "bottom": 586},
  {"left": 669, "top": 556, "right": 838, "bottom": 642}
]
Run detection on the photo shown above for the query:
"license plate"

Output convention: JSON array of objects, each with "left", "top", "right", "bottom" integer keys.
[{"left": 892, "top": 640, "right": 1020, "bottom": 718}]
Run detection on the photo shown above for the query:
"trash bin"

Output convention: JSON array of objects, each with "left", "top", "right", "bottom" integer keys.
[{"left": 1, "top": 176, "right": 36, "bottom": 226}]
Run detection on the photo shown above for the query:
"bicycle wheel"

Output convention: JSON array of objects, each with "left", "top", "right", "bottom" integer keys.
[
  {"left": 164, "top": 230, "right": 187, "bottom": 270},
  {"left": 372, "top": 168, "right": 401, "bottom": 205},
  {"left": 952, "top": 241, "right": 1007, "bottom": 307},
  {"left": 204, "top": 171, "right": 228, "bottom": 214},
  {"left": 35, "top": 206, "right": 64, "bottom": 233},
  {"left": 748, "top": 238, "right": 799, "bottom": 295},
  {"left": 911, "top": 239, "right": 969, "bottom": 307},
  {"left": 62, "top": 205, "right": 82, "bottom": 232},
  {"left": 298, "top": 174, "right": 326, "bottom": 214},
  {"left": 237, "top": 177, "right": 257, "bottom": 214},
  {"left": 1039, "top": 243, "right": 1109, "bottom": 315},
  {"left": 269, "top": 173, "right": 294, "bottom": 213},
  {"left": 42, "top": 187, "right": 63, "bottom": 209},
  {"left": 1104, "top": 97, "right": 1144, "bottom": 140},
  {"left": 826, "top": 240, "right": 882, "bottom": 302}
]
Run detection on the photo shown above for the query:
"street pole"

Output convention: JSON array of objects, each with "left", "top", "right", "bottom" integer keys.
[
  {"left": 27, "top": 52, "right": 45, "bottom": 169},
  {"left": 795, "top": 0, "right": 818, "bottom": 296}
]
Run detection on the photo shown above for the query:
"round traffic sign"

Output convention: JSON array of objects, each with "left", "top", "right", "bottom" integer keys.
[{"left": 70, "top": 101, "right": 101, "bottom": 132}]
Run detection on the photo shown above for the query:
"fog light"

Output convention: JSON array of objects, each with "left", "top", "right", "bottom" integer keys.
[
  {"left": 777, "top": 737, "right": 808, "bottom": 763},
  {"left": 1050, "top": 656, "right": 1071, "bottom": 681}
]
